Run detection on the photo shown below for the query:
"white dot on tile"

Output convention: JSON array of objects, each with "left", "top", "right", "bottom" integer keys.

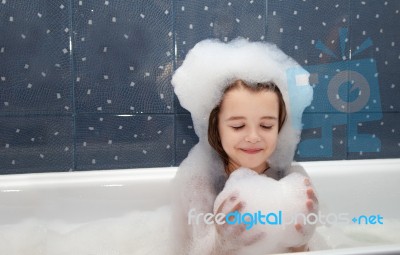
[
  {"left": 189, "top": 24, "right": 193, "bottom": 29},
  {"left": 157, "top": 130, "right": 162, "bottom": 134},
  {"left": 130, "top": 82, "right": 135, "bottom": 87},
  {"left": 56, "top": 93, "right": 61, "bottom": 99},
  {"left": 4, "top": 102, "right": 9, "bottom": 106},
  {"left": 92, "top": 159, "right": 96, "bottom": 164},
  {"left": 40, "top": 154, "right": 44, "bottom": 159},
  {"left": 62, "top": 48, "right": 68, "bottom": 54},
  {"left": 112, "top": 17, "right": 116, "bottom": 22},
  {"left": 140, "top": 13, "right": 145, "bottom": 18},
  {"left": 103, "top": 47, "right": 108, "bottom": 52},
  {"left": 143, "top": 150, "right": 147, "bottom": 154},
  {"left": 88, "top": 20, "right": 92, "bottom": 25},
  {"left": 105, "top": 0, "right": 109, "bottom": 5},
  {"left": 108, "top": 140, "right": 112, "bottom": 145},
  {"left": 64, "top": 147, "right": 69, "bottom": 151},
  {"left": 103, "top": 75, "right": 109, "bottom": 80},
  {"left": 204, "top": 6, "right": 208, "bottom": 11},
  {"left": 60, "top": 4, "right": 65, "bottom": 9},
  {"left": 9, "top": 16, "right": 14, "bottom": 22},
  {"left": 148, "top": 116, "right": 152, "bottom": 121},
  {"left": 164, "top": 10, "right": 169, "bottom": 15},
  {"left": 183, "top": 139, "right": 186, "bottom": 144},
  {"left": 166, "top": 145, "right": 170, "bottom": 149},
  {"left": 5, "top": 144, "right": 9, "bottom": 148},
  {"left": 118, "top": 125, "right": 123, "bottom": 130},
  {"left": 124, "top": 34, "right": 129, "bottom": 39},
  {"left": 21, "top": 34, "right": 26, "bottom": 39}
]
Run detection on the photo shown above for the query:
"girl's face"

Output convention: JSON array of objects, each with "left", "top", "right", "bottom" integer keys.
[{"left": 218, "top": 87, "right": 280, "bottom": 174}]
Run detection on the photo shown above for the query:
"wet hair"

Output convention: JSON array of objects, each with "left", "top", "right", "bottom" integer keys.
[{"left": 208, "top": 79, "right": 287, "bottom": 173}]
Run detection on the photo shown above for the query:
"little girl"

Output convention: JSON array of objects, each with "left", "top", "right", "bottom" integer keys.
[{"left": 171, "top": 38, "right": 317, "bottom": 255}]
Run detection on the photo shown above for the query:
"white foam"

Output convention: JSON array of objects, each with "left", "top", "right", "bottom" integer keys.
[
  {"left": 214, "top": 168, "right": 316, "bottom": 254},
  {"left": 0, "top": 207, "right": 398, "bottom": 254}
]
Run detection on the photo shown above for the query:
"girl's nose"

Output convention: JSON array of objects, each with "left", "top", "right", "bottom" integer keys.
[{"left": 245, "top": 130, "right": 261, "bottom": 143}]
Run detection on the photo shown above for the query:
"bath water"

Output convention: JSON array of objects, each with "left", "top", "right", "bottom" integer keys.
[{"left": 0, "top": 205, "right": 399, "bottom": 255}]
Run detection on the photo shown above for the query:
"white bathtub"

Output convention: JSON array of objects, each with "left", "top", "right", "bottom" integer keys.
[{"left": 0, "top": 159, "right": 400, "bottom": 255}]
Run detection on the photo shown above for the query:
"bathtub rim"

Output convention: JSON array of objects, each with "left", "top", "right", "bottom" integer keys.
[{"left": 0, "top": 158, "right": 398, "bottom": 184}]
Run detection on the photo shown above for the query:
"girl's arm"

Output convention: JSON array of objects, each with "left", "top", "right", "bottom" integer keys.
[{"left": 171, "top": 142, "right": 226, "bottom": 255}]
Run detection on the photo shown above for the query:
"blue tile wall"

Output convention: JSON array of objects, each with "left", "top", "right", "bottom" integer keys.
[{"left": 0, "top": 0, "right": 399, "bottom": 174}]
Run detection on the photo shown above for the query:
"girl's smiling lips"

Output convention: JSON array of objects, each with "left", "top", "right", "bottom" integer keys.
[{"left": 240, "top": 148, "right": 263, "bottom": 154}]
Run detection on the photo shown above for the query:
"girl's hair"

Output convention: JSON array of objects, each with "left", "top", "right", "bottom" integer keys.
[{"left": 208, "top": 79, "right": 287, "bottom": 172}]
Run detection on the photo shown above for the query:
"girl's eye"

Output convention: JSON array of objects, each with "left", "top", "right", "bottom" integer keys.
[
  {"left": 231, "top": 125, "right": 244, "bottom": 130},
  {"left": 261, "top": 125, "right": 273, "bottom": 130}
]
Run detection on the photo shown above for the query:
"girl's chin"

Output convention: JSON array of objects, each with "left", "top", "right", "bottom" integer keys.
[{"left": 240, "top": 163, "right": 267, "bottom": 173}]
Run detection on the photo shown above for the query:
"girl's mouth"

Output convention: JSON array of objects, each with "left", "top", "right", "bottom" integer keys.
[{"left": 241, "top": 148, "right": 262, "bottom": 154}]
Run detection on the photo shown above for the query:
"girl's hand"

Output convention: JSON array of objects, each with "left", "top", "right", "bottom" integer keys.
[
  {"left": 214, "top": 192, "right": 265, "bottom": 248},
  {"left": 290, "top": 177, "right": 318, "bottom": 252}
]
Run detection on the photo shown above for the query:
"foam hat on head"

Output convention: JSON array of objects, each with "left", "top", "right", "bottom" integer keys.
[{"left": 171, "top": 38, "right": 313, "bottom": 171}]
